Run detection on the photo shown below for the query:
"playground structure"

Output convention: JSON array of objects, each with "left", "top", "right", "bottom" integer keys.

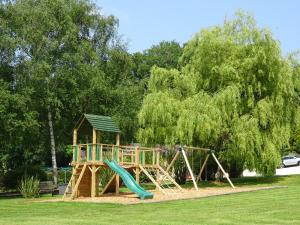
[{"left": 64, "top": 114, "right": 234, "bottom": 200}]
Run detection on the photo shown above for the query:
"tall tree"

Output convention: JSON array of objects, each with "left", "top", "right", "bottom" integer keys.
[
  {"left": 132, "top": 41, "right": 183, "bottom": 80},
  {"left": 138, "top": 12, "right": 300, "bottom": 176},
  {"left": 2, "top": 0, "right": 119, "bottom": 183}
]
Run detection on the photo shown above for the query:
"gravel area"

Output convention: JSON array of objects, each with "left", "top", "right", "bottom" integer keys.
[{"left": 40, "top": 186, "right": 286, "bottom": 205}]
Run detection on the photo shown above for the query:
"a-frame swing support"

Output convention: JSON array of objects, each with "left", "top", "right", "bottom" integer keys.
[
  {"left": 170, "top": 147, "right": 235, "bottom": 190},
  {"left": 194, "top": 149, "right": 235, "bottom": 189},
  {"left": 181, "top": 148, "right": 199, "bottom": 191}
]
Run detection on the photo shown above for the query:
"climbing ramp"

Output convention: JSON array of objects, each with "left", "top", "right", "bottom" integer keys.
[{"left": 139, "top": 165, "right": 183, "bottom": 194}]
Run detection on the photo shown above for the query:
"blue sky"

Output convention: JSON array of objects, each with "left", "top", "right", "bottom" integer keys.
[{"left": 96, "top": 0, "right": 299, "bottom": 55}]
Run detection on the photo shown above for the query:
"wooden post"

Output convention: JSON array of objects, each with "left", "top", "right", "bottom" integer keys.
[
  {"left": 166, "top": 151, "right": 180, "bottom": 173},
  {"left": 116, "top": 133, "right": 120, "bottom": 145},
  {"left": 196, "top": 154, "right": 210, "bottom": 182},
  {"left": 91, "top": 128, "right": 97, "bottom": 197},
  {"left": 73, "top": 129, "right": 78, "bottom": 162},
  {"left": 135, "top": 146, "right": 140, "bottom": 184},
  {"left": 92, "top": 129, "right": 96, "bottom": 162},
  {"left": 211, "top": 152, "right": 235, "bottom": 189},
  {"left": 73, "top": 129, "right": 77, "bottom": 146},
  {"left": 181, "top": 148, "right": 199, "bottom": 191},
  {"left": 72, "top": 129, "right": 77, "bottom": 191},
  {"left": 156, "top": 150, "right": 160, "bottom": 184},
  {"left": 115, "top": 133, "right": 120, "bottom": 195},
  {"left": 96, "top": 131, "right": 101, "bottom": 144},
  {"left": 78, "top": 145, "right": 81, "bottom": 162},
  {"left": 116, "top": 133, "right": 120, "bottom": 161}
]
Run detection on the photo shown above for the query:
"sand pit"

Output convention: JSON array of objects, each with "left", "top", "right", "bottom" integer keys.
[{"left": 41, "top": 186, "right": 286, "bottom": 205}]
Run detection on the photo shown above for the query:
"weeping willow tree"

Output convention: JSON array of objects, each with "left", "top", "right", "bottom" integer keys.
[{"left": 137, "top": 12, "right": 300, "bottom": 176}]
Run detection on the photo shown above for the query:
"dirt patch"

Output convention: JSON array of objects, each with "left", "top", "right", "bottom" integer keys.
[{"left": 38, "top": 186, "right": 287, "bottom": 205}]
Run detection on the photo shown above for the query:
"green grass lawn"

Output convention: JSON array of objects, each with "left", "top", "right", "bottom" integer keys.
[{"left": 1, "top": 175, "right": 300, "bottom": 225}]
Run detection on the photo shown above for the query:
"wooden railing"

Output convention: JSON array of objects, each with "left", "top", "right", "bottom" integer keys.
[{"left": 72, "top": 143, "right": 160, "bottom": 166}]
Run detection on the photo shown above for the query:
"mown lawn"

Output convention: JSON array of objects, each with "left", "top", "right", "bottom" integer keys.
[{"left": 0, "top": 175, "right": 300, "bottom": 225}]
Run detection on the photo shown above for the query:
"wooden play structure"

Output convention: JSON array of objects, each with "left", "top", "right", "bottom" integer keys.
[{"left": 64, "top": 114, "right": 234, "bottom": 200}]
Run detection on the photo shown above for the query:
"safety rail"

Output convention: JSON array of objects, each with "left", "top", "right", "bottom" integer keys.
[{"left": 72, "top": 143, "right": 160, "bottom": 166}]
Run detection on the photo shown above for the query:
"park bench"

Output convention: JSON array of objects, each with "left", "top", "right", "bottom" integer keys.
[{"left": 39, "top": 181, "right": 59, "bottom": 196}]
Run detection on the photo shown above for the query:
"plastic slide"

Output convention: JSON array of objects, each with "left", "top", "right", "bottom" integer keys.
[{"left": 104, "top": 159, "right": 153, "bottom": 200}]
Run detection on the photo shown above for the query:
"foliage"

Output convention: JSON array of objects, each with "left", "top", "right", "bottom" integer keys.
[
  {"left": 2, "top": 165, "right": 47, "bottom": 190},
  {"left": 173, "top": 155, "right": 187, "bottom": 184},
  {"left": 132, "top": 41, "right": 183, "bottom": 80},
  {"left": 18, "top": 176, "right": 40, "bottom": 198},
  {"left": 58, "top": 169, "right": 72, "bottom": 185},
  {"left": 0, "top": 0, "right": 140, "bottom": 171},
  {"left": 98, "top": 167, "right": 114, "bottom": 189},
  {"left": 0, "top": 80, "right": 41, "bottom": 171},
  {"left": 138, "top": 11, "right": 300, "bottom": 176}
]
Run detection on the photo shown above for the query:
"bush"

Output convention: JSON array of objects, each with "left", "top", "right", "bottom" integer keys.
[
  {"left": 98, "top": 167, "right": 114, "bottom": 188},
  {"left": 2, "top": 165, "right": 47, "bottom": 190},
  {"left": 174, "top": 156, "right": 187, "bottom": 185},
  {"left": 58, "top": 169, "right": 72, "bottom": 184},
  {"left": 18, "top": 176, "right": 40, "bottom": 198}
]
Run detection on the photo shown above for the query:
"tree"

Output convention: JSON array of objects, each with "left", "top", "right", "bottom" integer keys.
[
  {"left": 138, "top": 12, "right": 300, "bottom": 176},
  {"left": 132, "top": 41, "right": 183, "bottom": 80},
  {"left": 0, "top": 81, "right": 41, "bottom": 172},
  {"left": 1, "top": 0, "right": 119, "bottom": 184},
  {"left": 287, "top": 53, "right": 300, "bottom": 155}
]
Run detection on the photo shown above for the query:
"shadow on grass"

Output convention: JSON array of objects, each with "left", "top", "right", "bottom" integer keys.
[
  {"left": 0, "top": 193, "right": 57, "bottom": 200},
  {"left": 136, "top": 175, "right": 293, "bottom": 191}
]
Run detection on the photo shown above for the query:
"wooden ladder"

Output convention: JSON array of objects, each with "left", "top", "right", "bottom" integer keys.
[
  {"left": 139, "top": 165, "right": 183, "bottom": 194},
  {"left": 63, "top": 163, "right": 87, "bottom": 199},
  {"left": 157, "top": 165, "right": 183, "bottom": 192}
]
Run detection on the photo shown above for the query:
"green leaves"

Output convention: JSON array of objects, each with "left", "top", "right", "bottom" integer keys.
[{"left": 138, "top": 11, "right": 299, "bottom": 176}]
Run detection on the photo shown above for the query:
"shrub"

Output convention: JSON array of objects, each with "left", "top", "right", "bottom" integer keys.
[
  {"left": 2, "top": 165, "right": 47, "bottom": 190},
  {"left": 18, "top": 176, "right": 40, "bottom": 198},
  {"left": 174, "top": 156, "right": 187, "bottom": 184},
  {"left": 58, "top": 169, "right": 72, "bottom": 184},
  {"left": 98, "top": 167, "right": 114, "bottom": 188}
]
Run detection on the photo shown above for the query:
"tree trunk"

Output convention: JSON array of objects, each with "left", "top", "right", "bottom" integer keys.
[{"left": 48, "top": 107, "right": 58, "bottom": 185}]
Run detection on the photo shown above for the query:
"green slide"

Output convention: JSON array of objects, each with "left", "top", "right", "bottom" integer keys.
[{"left": 104, "top": 159, "right": 153, "bottom": 200}]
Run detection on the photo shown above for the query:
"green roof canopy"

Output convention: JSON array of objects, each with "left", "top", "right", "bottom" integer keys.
[{"left": 75, "top": 114, "right": 120, "bottom": 133}]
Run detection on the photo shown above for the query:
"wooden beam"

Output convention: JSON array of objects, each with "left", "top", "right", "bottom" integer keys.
[
  {"left": 135, "top": 167, "right": 140, "bottom": 184},
  {"left": 72, "top": 129, "right": 77, "bottom": 163},
  {"left": 115, "top": 174, "right": 120, "bottom": 195},
  {"left": 97, "top": 131, "right": 101, "bottom": 143},
  {"left": 156, "top": 151, "right": 160, "bottom": 185},
  {"left": 135, "top": 146, "right": 139, "bottom": 166},
  {"left": 91, "top": 128, "right": 97, "bottom": 197},
  {"left": 101, "top": 174, "right": 116, "bottom": 195},
  {"left": 115, "top": 133, "right": 120, "bottom": 162},
  {"left": 75, "top": 116, "right": 85, "bottom": 131},
  {"left": 139, "top": 165, "right": 165, "bottom": 194},
  {"left": 116, "top": 133, "right": 120, "bottom": 145},
  {"left": 157, "top": 165, "right": 183, "bottom": 191},
  {"left": 181, "top": 148, "right": 199, "bottom": 191},
  {"left": 211, "top": 152, "right": 235, "bottom": 189},
  {"left": 166, "top": 151, "right": 180, "bottom": 173},
  {"left": 73, "top": 129, "right": 77, "bottom": 146},
  {"left": 63, "top": 164, "right": 79, "bottom": 199},
  {"left": 92, "top": 129, "right": 96, "bottom": 161},
  {"left": 71, "top": 163, "right": 87, "bottom": 199},
  {"left": 135, "top": 146, "right": 140, "bottom": 183},
  {"left": 196, "top": 154, "right": 210, "bottom": 182},
  {"left": 91, "top": 165, "right": 96, "bottom": 197}
]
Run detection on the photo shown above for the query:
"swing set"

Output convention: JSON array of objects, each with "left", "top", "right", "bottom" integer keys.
[{"left": 166, "top": 146, "right": 235, "bottom": 190}]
